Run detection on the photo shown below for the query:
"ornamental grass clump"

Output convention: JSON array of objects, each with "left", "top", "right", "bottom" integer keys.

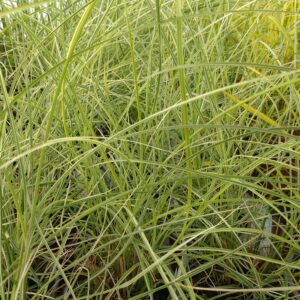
[{"left": 0, "top": 1, "right": 299, "bottom": 299}]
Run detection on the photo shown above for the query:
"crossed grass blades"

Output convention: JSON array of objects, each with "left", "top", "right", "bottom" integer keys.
[{"left": 0, "top": 0, "right": 300, "bottom": 299}]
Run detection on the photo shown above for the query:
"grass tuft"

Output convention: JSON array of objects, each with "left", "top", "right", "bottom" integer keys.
[{"left": 0, "top": 0, "right": 299, "bottom": 299}]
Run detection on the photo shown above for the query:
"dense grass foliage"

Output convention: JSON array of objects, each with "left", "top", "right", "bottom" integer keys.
[{"left": 1, "top": 1, "right": 300, "bottom": 299}]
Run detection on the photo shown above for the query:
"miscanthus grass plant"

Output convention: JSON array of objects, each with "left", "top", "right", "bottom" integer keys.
[{"left": 0, "top": 0, "right": 300, "bottom": 299}]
